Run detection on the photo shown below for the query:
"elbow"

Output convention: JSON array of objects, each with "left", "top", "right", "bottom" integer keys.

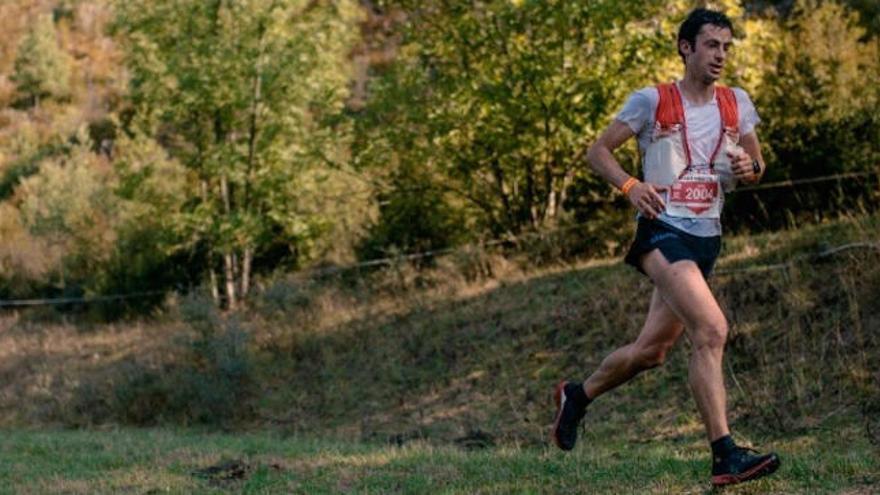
[{"left": 585, "top": 143, "right": 602, "bottom": 172}]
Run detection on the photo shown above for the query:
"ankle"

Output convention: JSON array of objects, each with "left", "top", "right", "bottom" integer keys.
[
  {"left": 566, "top": 382, "right": 592, "bottom": 409},
  {"left": 710, "top": 434, "right": 736, "bottom": 460}
]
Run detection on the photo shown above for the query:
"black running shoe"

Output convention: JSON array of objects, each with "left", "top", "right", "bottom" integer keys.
[
  {"left": 711, "top": 446, "right": 781, "bottom": 486},
  {"left": 551, "top": 380, "right": 587, "bottom": 451}
]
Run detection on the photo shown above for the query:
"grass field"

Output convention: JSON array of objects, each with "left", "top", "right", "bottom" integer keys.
[
  {"left": 0, "top": 420, "right": 876, "bottom": 494},
  {"left": 0, "top": 213, "right": 878, "bottom": 493}
]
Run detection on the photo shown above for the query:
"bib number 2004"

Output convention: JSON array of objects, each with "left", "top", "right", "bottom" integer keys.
[
  {"left": 669, "top": 176, "right": 719, "bottom": 215},
  {"left": 684, "top": 186, "right": 715, "bottom": 201}
]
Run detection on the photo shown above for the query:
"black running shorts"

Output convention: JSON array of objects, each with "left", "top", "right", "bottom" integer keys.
[{"left": 624, "top": 218, "right": 722, "bottom": 279}]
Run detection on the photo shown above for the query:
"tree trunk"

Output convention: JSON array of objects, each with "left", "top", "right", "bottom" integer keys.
[
  {"left": 224, "top": 252, "right": 237, "bottom": 310},
  {"left": 545, "top": 175, "right": 557, "bottom": 221},
  {"left": 524, "top": 157, "right": 539, "bottom": 228},
  {"left": 219, "top": 174, "right": 237, "bottom": 309},
  {"left": 543, "top": 155, "right": 554, "bottom": 223},
  {"left": 241, "top": 247, "right": 253, "bottom": 299},
  {"left": 220, "top": 174, "right": 231, "bottom": 214},
  {"left": 209, "top": 267, "right": 220, "bottom": 306},
  {"left": 489, "top": 158, "right": 515, "bottom": 231},
  {"left": 231, "top": 251, "right": 240, "bottom": 302},
  {"left": 559, "top": 167, "right": 574, "bottom": 216}
]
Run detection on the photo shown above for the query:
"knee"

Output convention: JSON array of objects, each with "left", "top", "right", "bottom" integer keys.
[
  {"left": 692, "top": 320, "right": 728, "bottom": 351},
  {"left": 633, "top": 343, "right": 673, "bottom": 369}
]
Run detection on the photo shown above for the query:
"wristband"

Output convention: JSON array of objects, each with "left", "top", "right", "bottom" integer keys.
[{"left": 620, "top": 177, "right": 639, "bottom": 195}]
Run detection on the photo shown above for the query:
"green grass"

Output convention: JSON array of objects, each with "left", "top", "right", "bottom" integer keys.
[{"left": 0, "top": 422, "right": 876, "bottom": 494}]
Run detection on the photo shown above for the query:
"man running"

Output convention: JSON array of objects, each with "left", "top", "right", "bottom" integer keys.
[{"left": 551, "top": 8, "right": 780, "bottom": 487}]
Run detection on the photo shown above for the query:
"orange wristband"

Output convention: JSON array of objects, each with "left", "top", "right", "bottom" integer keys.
[{"left": 619, "top": 177, "right": 639, "bottom": 195}]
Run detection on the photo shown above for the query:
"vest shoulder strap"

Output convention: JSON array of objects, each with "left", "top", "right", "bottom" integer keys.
[
  {"left": 715, "top": 85, "right": 739, "bottom": 132},
  {"left": 654, "top": 83, "right": 684, "bottom": 129}
]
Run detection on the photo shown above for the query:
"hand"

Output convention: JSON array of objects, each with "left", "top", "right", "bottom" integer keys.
[
  {"left": 627, "top": 182, "right": 667, "bottom": 219},
  {"left": 727, "top": 149, "right": 759, "bottom": 183}
]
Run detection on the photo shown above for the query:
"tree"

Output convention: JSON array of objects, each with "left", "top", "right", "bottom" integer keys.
[
  {"left": 7, "top": 127, "right": 189, "bottom": 304},
  {"left": 16, "top": 133, "right": 117, "bottom": 289},
  {"left": 758, "top": 0, "right": 880, "bottom": 179},
  {"left": 11, "top": 13, "right": 73, "bottom": 107},
  {"left": 115, "top": 0, "right": 362, "bottom": 308}
]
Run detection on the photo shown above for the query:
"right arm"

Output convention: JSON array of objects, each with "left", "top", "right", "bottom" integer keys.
[{"left": 586, "top": 120, "right": 667, "bottom": 219}]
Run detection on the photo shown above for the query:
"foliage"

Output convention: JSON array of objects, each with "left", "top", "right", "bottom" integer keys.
[
  {"left": 356, "top": 171, "right": 466, "bottom": 261},
  {"left": 11, "top": 13, "right": 73, "bottom": 107},
  {"left": 114, "top": 0, "right": 363, "bottom": 307},
  {"left": 16, "top": 132, "right": 117, "bottom": 288},
  {"left": 757, "top": 0, "right": 880, "bottom": 180},
  {"left": 0, "top": 203, "right": 55, "bottom": 297},
  {"left": 5, "top": 128, "right": 188, "bottom": 308},
  {"left": 97, "top": 130, "right": 191, "bottom": 311}
]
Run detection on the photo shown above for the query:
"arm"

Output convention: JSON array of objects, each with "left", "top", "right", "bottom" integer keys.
[
  {"left": 727, "top": 131, "right": 765, "bottom": 183},
  {"left": 586, "top": 120, "right": 666, "bottom": 219}
]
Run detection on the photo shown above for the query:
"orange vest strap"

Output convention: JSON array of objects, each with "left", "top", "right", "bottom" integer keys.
[
  {"left": 655, "top": 83, "right": 684, "bottom": 129},
  {"left": 715, "top": 85, "right": 739, "bottom": 131}
]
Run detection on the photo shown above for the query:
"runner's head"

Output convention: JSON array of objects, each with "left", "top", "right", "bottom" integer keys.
[{"left": 678, "top": 8, "right": 734, "bottom": 84}]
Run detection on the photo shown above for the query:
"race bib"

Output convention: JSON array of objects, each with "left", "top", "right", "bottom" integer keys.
[{"left": 666, "top": 171, "right": 721, "bottom": 218}]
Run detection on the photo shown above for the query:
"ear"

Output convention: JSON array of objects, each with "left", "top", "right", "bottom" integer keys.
[{"left": 679, "top": 39, "right": 693, "bottom": 57}]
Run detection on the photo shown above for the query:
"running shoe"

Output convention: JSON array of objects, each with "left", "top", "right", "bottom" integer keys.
[
  {"left": 711, "top": 446, "right": 781, "bottom": 486},
  {"left": 551, "top": 380, "right": 587, "bottom": 451}
]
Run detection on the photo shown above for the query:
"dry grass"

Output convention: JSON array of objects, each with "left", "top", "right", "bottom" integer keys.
[
  {"left": 0, "top": 314, "right": 187, "bottom": 425},
  {"left": 0, "top": 213, "right": 876, "bottom": 449}
]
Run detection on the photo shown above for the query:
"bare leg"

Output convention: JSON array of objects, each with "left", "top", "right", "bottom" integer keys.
[
  {"left": 641, "top": 250, "right": 730, "bottom": 441},
  {"left": 583, "top": 288, "right": 685, "bottom": 399}
]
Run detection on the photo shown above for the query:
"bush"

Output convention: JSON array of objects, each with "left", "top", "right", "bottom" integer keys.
[
  {"left": 67, "top": 293, "right": 256, "bottom": 427},
  {"left": 175, "top": 312, "right": 255, "bottom": 425},
  {"left": 255, "top": 279, "right": 314, "bottom": 317}
]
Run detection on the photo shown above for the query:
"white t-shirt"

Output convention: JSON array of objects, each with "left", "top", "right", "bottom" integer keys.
[{"left": 615, "top": 82, "right": 760, "bottom": 237}]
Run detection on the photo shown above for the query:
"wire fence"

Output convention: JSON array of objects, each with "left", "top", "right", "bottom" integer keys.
[
  {"left": 713, "top": 241, "right": 880, "bottom": 277},
  {"left": 1, "top": 170, "right": 878, "bottom": 307},
  {"left": 0, "top": 291, "right": 165, "bottom": 308},
  {"left": 734, "top": 170, "right": 878, "bottom": 192}
]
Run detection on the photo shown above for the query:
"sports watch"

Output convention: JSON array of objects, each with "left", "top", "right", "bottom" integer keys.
[{"left": 751, "top": 159, "right": 761, "bottom": 176}]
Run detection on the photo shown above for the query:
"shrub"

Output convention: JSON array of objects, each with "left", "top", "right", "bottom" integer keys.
[{"left": 67, "top": 293, "right": 256, "bottom": 427}]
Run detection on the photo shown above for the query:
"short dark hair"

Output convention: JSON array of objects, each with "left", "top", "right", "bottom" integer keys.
[{"left": 677, "top": 8, "right": 734, "bottom": 62}]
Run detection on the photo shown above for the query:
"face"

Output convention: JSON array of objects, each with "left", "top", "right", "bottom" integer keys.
[{"left": 680, "top": 24, "right": 733, "bottom": 83}]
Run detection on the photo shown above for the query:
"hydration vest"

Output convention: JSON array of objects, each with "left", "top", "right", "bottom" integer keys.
[{"left": 643, "top": 83, "right": 741, "bottom": 218}]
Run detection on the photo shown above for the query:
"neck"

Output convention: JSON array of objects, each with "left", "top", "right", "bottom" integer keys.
[{"left": 679, "top": 73, "right": 715, "bottom": 105}]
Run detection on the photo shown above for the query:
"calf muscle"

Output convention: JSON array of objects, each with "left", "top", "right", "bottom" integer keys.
[{"left": 583, "top": 288, "right": 684, "bottom": 399}]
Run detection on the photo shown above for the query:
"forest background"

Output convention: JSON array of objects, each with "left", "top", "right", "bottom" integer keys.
[{"left": 0, "top": 0, "right": 877, "bottom": 310}]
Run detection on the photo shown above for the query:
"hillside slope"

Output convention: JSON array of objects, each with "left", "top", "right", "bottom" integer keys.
[{"left": 3, "top": 214, "right": 877, "bottom": 445}]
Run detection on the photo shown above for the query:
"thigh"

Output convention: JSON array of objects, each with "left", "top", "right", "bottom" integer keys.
[
  {"left": 640, "top": 249, "right": 726, "bottom": 334},
  {"left": 634, "top": 287, "right": 686, "bottom": 350}
]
